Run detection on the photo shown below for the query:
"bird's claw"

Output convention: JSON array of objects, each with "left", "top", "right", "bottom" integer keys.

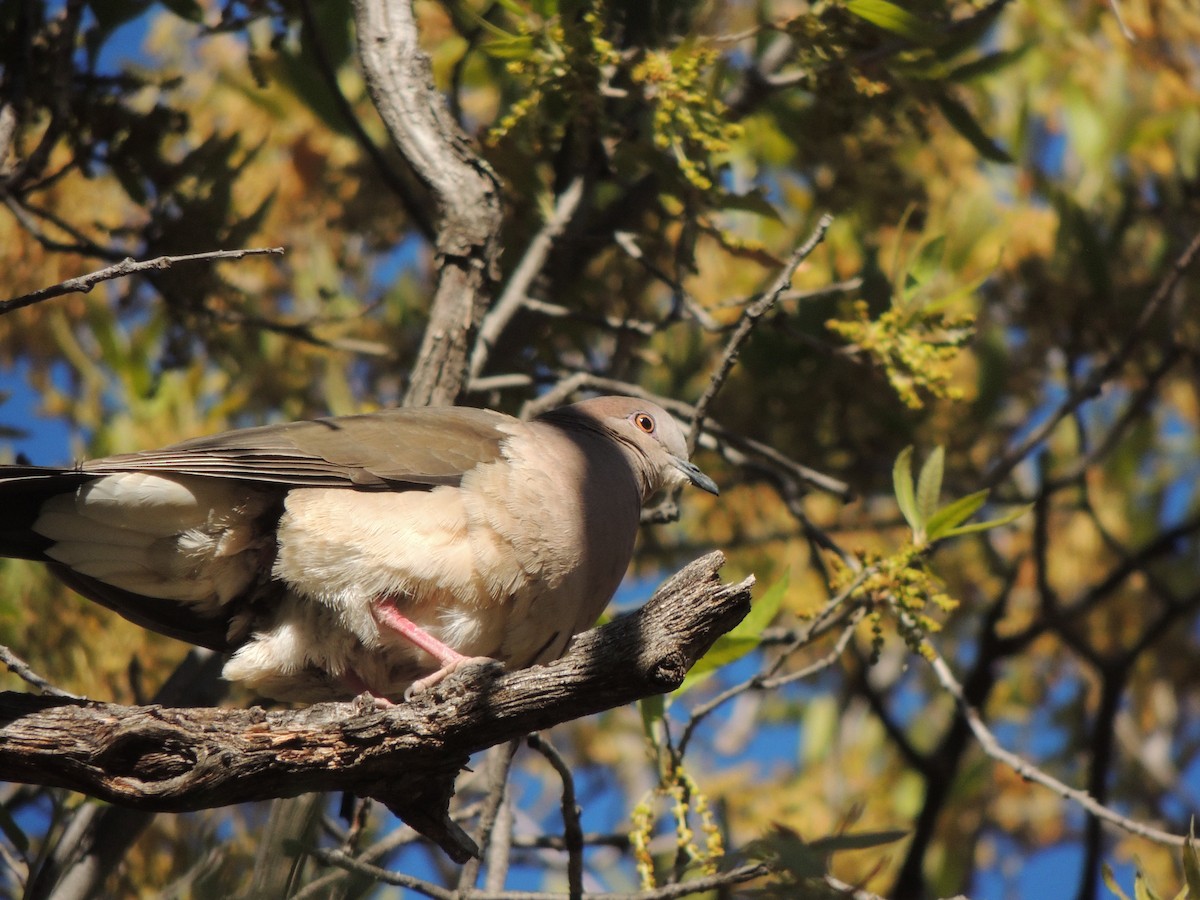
[{"left": 404, "top": 656, "right": 503, "bottom": 701}]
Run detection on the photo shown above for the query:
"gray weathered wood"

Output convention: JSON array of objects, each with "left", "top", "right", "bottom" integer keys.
[{"left": 0, "top": 553, "right": 751, "bottom": 861}]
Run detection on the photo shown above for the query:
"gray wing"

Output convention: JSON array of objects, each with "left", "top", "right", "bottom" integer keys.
[{"left": 80, "top": 406, "right": 515, "bottom": 488}]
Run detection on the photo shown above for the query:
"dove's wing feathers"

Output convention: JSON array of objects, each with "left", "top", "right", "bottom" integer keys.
[{"left": 82, "top": 406, "right": 514, "bottom": 488}]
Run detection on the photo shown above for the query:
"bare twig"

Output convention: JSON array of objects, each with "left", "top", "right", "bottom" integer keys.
[
  {"left": 527, "top": 734, "right": 585, "bottom": 899},
  {"left": 2, "top": 194, "right": 128, "bottom": 262},
  {"left": 0, "top": 103, "right": 20, "bottom": 178},
  {"left": 0, "top": 248, "right": 284, "bottom": 315},
  {"left": 519, "top": 298, "right": 657, "bottom": 337},
  {"left": 308, "top": 847, "right": 456, "bottom": 900},
  {"left": 678, "top": 569, "right": 866, "bottom": 757},
  {"left": 923, "top": 640, "right": 1186, "bottom": 847},
  {"left": 612, "top": 231, "right": 721, "bottom": 332},
  {"left": 985, "top": 228, "right": 1200, "bottom": 487},
  {"left": 311, "top": 845, "right": 769, "bottom": 899},
  {"left": 471, "top": 176, "right": 587, "bottom": 381},
  {"left": 0, "top": 645, "right": 80, "bottom": 699},
  {"left": 687, "top": 214, "right": 834, "bottom": 456},
  {"left": 711, "top": 279, "right": 863, "bottom": 310},
  {"left": 1108, "top": 0, "right": 1135, "bottom": 41},
  {"left": 459, "top": 740, "right": 520, "bottom": 892}
]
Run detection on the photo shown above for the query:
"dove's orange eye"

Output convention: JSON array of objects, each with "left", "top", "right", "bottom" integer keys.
[{"left": 633, "top": 413, "right": 655, "bottom": 433}]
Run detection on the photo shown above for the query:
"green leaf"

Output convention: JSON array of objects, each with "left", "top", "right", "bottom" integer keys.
[
  {"left": 924, "top": 489, "right": 988, "bottom": 542},
  {"left": 491, "top": 0, "right": 531, "bottom": 17},
  {"left": 481, "top": 35, "right": 537, "bottom": 60},
  {"left": 1134, "top": 870, "right": 1162, "bottom": 900},
  {"left": 930, "top": 0, "right": 1008, "bottom": 60},
  {"left": 906, "top": 234, "right": 946, "bottom": 289},
  {"left": 844, "top": 0, "right": 943, "bottom": 45},
  {"left": 915, "top": 446, "right": 945, "bottom": 526},
  {"left": 640, "top": 694, "right": 664, "bottom": 743},
  {"left": 747, "top": 825, "right": 827, "bottom": 880},
  {"left": 716, "top": 188, "right": 783, "bottom": 220},
  {"left": 939, "top": 503, "right": 1031, "bottom": 539},
  {"left": 809, "top": 829, "right": 908, "bottom": 854},
  {"left": 675, "top": 571, "right": 788, "bottom": 695},
  {"left": 469, "top": 8, "right": 524, "bottom": 39},
  {"left": 893, "top": 446, "right": 920, "bottom": 532},
  {"left": 946, "top": 45, "right": 1032, "bottom": 83},
  {"left": 934, "top": 93, "right": 1014, "bottom": 164},
  {"left": 1102, "top": 864, "right": 1132, "bottom": 900}
]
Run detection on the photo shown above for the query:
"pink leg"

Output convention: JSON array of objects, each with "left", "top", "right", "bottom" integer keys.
[
  {"left": 373, "top": 598, "right": 499, "bottom": 699},
  {"left": 374, "top": 600, "right": 469, "bottom": 667}
]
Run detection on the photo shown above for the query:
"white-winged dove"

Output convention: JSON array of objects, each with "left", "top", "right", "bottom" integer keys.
[{"left": 1, "top": 396, "right": 718, "bottom": 701}]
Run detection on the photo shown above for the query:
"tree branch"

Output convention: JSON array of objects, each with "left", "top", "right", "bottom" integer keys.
[
  {"left": 0, "top": 247, "right": 284, "bottom": 315},
  {"left": 922, "top": 638, "right": 1186, "bottom": 848},
  {"left": 0, "top": 553, "right": 751, "bottom": 864},
  {"left": 352, "top": 0, "right": 503, "bottom": 407},
  {"left": 687, "top": 213, "right": 833, "bottom": 457}
]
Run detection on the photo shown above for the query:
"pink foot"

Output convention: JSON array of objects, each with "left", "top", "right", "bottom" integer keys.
[
  {"left": 373, "top": 598, "right": 502, "bottom": 701},
  {"left": 403, "top": 655, "right": 501, "bottom": 701}
]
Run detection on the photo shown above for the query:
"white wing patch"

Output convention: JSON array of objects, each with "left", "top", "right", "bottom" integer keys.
[{"left": 33, "top": 473, "right": 272, "bottom": 611}]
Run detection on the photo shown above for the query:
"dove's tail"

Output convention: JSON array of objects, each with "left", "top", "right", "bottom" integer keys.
[{"left": 0, "top": 465, "right": 86, "bottom": 561}]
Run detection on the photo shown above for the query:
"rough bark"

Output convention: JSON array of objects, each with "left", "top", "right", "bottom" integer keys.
[
  {"left": 352, "top": 0, "right": 503, "bottom": 407},
  {"left": 0, "top": 553, "right": 751, "bottom": 862}
]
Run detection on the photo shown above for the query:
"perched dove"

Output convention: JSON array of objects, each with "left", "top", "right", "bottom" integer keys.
[{"left": 0, "top": 396, "right": 717, "bottom": 702}]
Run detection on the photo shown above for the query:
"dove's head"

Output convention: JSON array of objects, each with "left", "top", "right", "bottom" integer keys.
[{"left": 553, "top": 395, "right": 719, "bottom": 498}]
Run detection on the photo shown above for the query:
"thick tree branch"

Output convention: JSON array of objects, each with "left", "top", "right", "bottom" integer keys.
[
  {"left": 0, "top": 553, "right": 751, "bottom": 864},
  {"left": 352, "top": 0, "right": 503, "bottom": 407}
]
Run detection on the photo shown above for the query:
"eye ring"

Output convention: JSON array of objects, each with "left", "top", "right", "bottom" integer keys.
[{"left": 632, "top": 412, "right": 656, "bottom": 434}]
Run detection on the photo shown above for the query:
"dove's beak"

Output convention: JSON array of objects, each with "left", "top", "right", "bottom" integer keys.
[{"left": 672, "top": 457, "right": 719, "bottom": 495}]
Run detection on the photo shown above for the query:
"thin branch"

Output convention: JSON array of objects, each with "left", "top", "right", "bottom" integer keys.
[
  {"left": 1108, "top": 0, "right": 1136, "bottom": 41},
  {"left": 687, "top": 214, "right": 834, "bottom": 457},
  {"left": 985, "top": 228, "right": 1200, "bottom": 487},
  {"left": 309, "top": 847, "right": 455, "bottom": 900},
  {"left": 527, "top": 734, "right": 585, "bottom": 899},
  {"left": 612, "top": 231, "right": 721, "bottom": 332},
  {"left": 459, "top": 740, "right": 520, "bottom": 892},
  {"left": 0, "top": 103, "right": 17, "bottom": 177},
  {"left": 923, "top": 640, "right": 1186, "bottom": 847},
  {"left": 511, "top": 832, "right": 630, "bottom": 852},
  {"left": 0, "top": 646, "right": 80, "bottom": 699},
  {"left": 2, "top": 194, "right": 127, "bottom": 262},
  {"left": 311, "top": 846, "right": 769, "bottom": 899},
  {"left": 519, "top": 298, "right": 657, "bottom": 337},
  {"left": 0, "top": 247, "right": 285, "bottom": 315},
  {"left": 471, "top": 176, "right": 587, "bottom": 381},
  {"left": 678, "top": 570, "right": 868, "bottom": 757},
  {"left": 1045, "top": 345, "right": 1184, "bottom": 490},
  {"left": 711, "top": 279, "right": 863, "bottom": 310}
]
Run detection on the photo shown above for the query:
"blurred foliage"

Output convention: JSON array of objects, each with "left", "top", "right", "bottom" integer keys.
[{"left": 2, "top": 0, "right": 1200, "bottom": 897}]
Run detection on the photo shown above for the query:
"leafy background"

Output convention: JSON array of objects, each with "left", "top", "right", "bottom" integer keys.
[{"left": 2, "top": 0, "right": 1200, "bottom": 897}]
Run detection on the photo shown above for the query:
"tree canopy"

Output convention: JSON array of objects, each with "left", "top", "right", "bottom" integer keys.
[{"left": 2, "top": 0, "right": 1200, "bottom": 897}]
